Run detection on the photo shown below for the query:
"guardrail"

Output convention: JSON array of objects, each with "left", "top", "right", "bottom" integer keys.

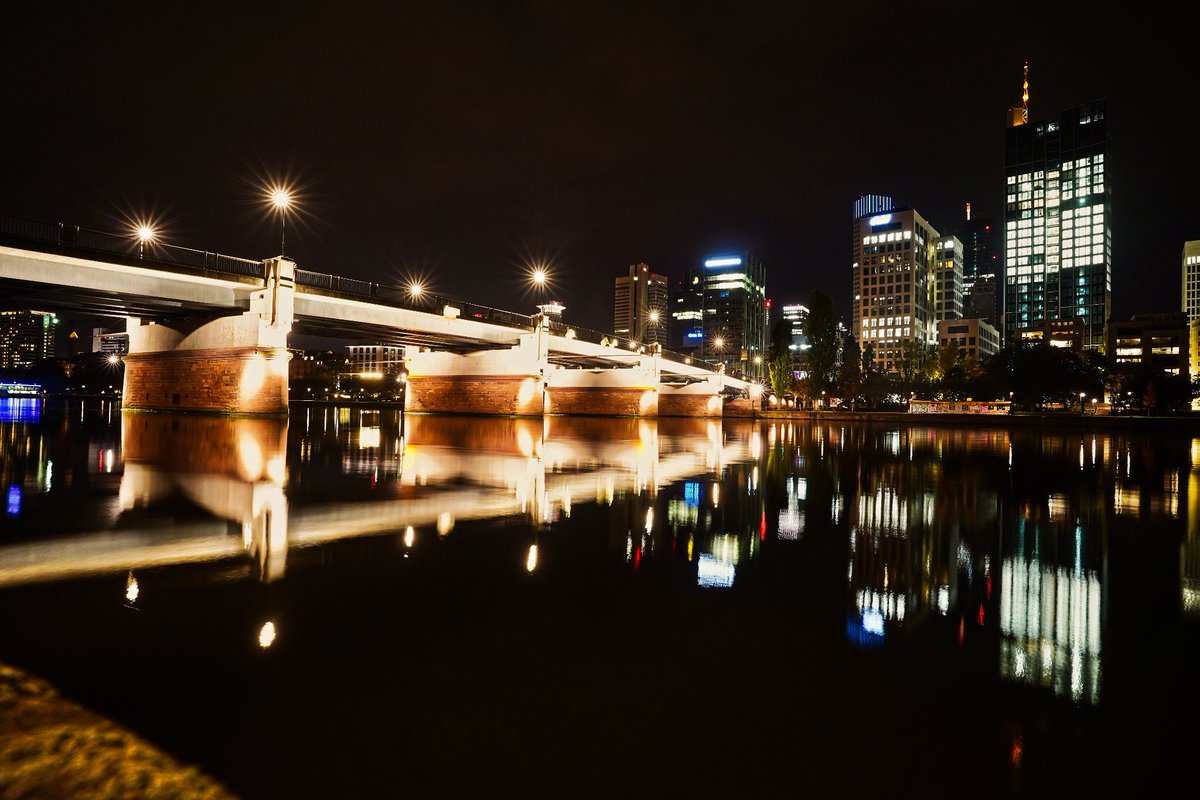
[{"left": 0, "top": 212, "right": 265, "bottom": 279}]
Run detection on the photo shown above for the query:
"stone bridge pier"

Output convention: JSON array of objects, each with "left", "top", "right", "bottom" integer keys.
[{"left": 122, "top": 257, "right": 294, "bottom": 414}]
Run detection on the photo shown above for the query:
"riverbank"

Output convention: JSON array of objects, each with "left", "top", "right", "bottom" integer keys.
[
  {"left": 0, "top": 660, "right": 233, "bottom": 799},
  {"left": 754, "top": 409, "right": 1200, "bottom": 430}
]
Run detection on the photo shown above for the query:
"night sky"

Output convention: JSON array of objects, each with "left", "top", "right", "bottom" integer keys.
[{"left": 3, "top": 2, "right": 1197, "bottom": 334}]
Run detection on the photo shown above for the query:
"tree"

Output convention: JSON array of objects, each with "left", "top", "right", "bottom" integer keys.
[
  {"left": 801, "top": 289, "right": 839, "bottom": 391},
  {"left": 766, "top": 320, "right": 795, "bottom": 398},
  {"left": 836, "top": 335, "right": 863, "bottom": 409}
]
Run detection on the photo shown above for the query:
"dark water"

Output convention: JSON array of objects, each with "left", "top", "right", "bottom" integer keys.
[{"left": 1, "top": 398, "right": 1198, "bottom": 797}]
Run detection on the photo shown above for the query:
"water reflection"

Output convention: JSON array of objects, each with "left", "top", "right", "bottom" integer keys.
[
  {"left": 0, "top": 409, "right": 761, "bottom": 589},
  {"left": 0, "top": 407, "right": 1194, "bottom": 706}
]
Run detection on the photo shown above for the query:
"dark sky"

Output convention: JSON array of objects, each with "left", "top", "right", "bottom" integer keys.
[{"left": 3, "top": 2, "right": 1197, "bottom": 334}]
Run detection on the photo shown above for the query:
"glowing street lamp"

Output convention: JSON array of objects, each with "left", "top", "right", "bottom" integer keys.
[
  {"left": 107, "top": 354, "right": 120, "bottom": 365},
  {"left": 407, "top": 281, "right": 425, "bottom": 302},
  {"left": 133, "top": 224, "right": 156, "bottom": 259},
  {"left": 267, "top": 185, "right": 293, "bottom": 256}
]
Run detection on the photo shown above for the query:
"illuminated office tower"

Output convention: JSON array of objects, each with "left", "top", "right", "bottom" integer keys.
[
  {"left": 701, "top": 254, "right": 767, "bottom": 377},
  {"left": 0, "top": 310, "right": 57, "bottom": 369},
  {"left": 780, "top": 303, "right": 809, "bottom": 352},
  {"left": 670, "top": 268, "right": 704, "bottom": 351},
  {"left": 1004, "top": 93, "right": 1111, "bottom": 350},
  {"left": 934, "top": 235, "right": 964, "bottom": 321},
  {"left": 852, "top": 207, "right": 945, "bottom": 373},
  {"left": 613, "top": 263, "right": 668, "bottom": 346},
  {"left": 1182, "top": 242, "right": 1200, "bottom": 381}
]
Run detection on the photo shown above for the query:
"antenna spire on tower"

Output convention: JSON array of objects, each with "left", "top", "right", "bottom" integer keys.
[{"left": 1021, "top": 61, "right": 1029, "bottom": 124}]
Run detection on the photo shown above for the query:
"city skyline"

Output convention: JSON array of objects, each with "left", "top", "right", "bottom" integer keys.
[{"left": 2, "top": 5, "right": 1197, "bottom": 335}]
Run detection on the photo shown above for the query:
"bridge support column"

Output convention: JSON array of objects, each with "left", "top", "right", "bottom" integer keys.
[
  {"left": 723, "top": 384, "right": 764, "bottom": 418},
  {"left": 543, "top": 356, "right": 659, "bottom": 417},
  {"left": 122, "top": 257, "right": 294, "bottom": 415},
  {"left": 659, "top": 375, "right": 724, "bottom": 417},
  {"left": 404, "top": 334, "right": 545, "bottom": 416}
]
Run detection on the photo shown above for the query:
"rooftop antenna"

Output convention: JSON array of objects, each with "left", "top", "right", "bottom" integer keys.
[{"left": 1021, "top": 61, "right": 1029, "bottom": 124}]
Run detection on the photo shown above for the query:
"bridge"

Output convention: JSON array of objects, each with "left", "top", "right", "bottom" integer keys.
[{"left": 0, "top": 214, "right": 758, "bottom": 416}]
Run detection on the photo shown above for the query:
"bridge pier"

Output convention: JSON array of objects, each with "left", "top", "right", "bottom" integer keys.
[
  {"left": 659, "top": 375, "right": 724, "bottom": 418},
  {"left": 404, "top": 335, "right": 544, "bottom": 415},
  {"left": 122, "top": 257, "right": 294, "bottom": 415},
  {"left": 544, "top": 359, "right": 659, "bottom": 417}
]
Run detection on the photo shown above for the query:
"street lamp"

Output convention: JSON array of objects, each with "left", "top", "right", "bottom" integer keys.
[
  {"left": 1079, "top": 390, "right": 1086, "bottom": 415},
  {"left": 133, "top": 224, "right": 156, "bottom": 259},
  {"left": 267, "top": 185, "right": 293, "bottom": 256},
  {"left": 407, "top": 280, "right": 425, "bottom": 303}
]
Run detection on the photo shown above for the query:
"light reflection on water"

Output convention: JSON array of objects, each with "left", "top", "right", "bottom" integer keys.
[{"left": 1, "top": 402, "right": 1198, "bottom": 794}]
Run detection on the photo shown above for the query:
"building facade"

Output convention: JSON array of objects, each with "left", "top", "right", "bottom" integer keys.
[
  {"left": 955, "top": 207, "right": 1000, "bottom": 325},
  {"left": 1004, "top": 98, "right": 1111, "bottom": 350},
  {"left": 0, "top": 310, "right": 57, "bottom": 369},
  {"left": 1108, "top": 313, "right": 1190, "bottom": 378},
  {"left": 938, "top": 317, "right": 1000, "bottom": 361},
  {"left": 853, "top": 208, "right": 953, "bottom": 373},
  {"left": 613, "top": 263, "right": 668, "bottom": 347},
  {"left": 92, "top": 327, "right": 129, "bottom": 356},
  {"left": 669, "top": 268, "right": 704, "bottom": 352},
  {"left": 1016, "top": 318, "right": 1083, "bottom": 351},
  {"left": 934, "top": 235, "right": 964, "bottom": 321},
  {"left": 1182, "top": 241, "right": 1200, "bottom": 322},
  {"left": 347, "top": 345, "right": 405, "bottom": 376},
  {"left": 780, "top": 303, "right": 809, "bottom": 352},
  {"left": 701, "top": 254, "right": 767, "bottom": 377}
]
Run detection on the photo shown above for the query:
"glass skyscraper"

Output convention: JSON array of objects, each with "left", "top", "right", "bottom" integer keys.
[
  {"left": 701, "top": 254, "right": 767, "bottom": 378},
  {"left": 1004, "top": 99, "right": 1111, "bottom": 350}
]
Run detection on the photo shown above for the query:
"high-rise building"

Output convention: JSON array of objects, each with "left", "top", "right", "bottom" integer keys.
[
  {"left": 0, "top": 310, "right": 57, "bottom": 369},
  {"left": 613, "top": 263, "right": 668, "bottom": 346},
  {"left": 853, "top": 207, "right": 956, "bottom": 373},
  {"left": 1182, "top": 241, "right": 1200, "bottom": 322},
  {"left": 701, "top": 254, "right": 767, "bottom": 377},
  {"left": 1183, "top": 242, "right": 1200, "bottom": 380},
  {"left": 934, "top": 235, "right": 964, "bottom": 321},
  {"left": 1004, "top": 89, "right": 1111, "bottom": 350},
  {"left": 669, "top": 268, "right": 704, "bottom": 352},
  {"left": 780, "top": 303, "right": 809, "bottom": 352},
  {"left": 956, "top": 204, "right": 1000, "bottom": 325}
]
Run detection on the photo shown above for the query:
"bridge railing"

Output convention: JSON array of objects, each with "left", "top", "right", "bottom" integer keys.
[
  {"left": 542, "top": 319, "right": 740, "bottom": 375},
  {"left": 0, "top": 212, "right": 265, "bottom": 280}
]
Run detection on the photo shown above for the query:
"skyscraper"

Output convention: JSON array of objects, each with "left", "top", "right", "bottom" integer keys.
[
  {"left": 1182, "top": 241, "right": 1200, "bottom": 323},
  {"left": 1181, "top": 241, "right": 1200, "bottom": 381},
  {"left": 853, "top": 207, "right": 956, "bottom": 373},
  {"left": 670, "top": 268, "right": 704, "bottom": 351},
  {"left": 0, "top": 310, "right": 57, "bottom": 369},
  {"left": 1004, "top": 89, "right": 1111, "bottom": 350},
  {"left": 956, "top": 204, "right": 1000, "bottom": 325},
  {"left": 701, "top": 254, "right": 767, "bottom": 377},
  {"left": 613, "top": 263, "right": 668, "bottom": 346}
]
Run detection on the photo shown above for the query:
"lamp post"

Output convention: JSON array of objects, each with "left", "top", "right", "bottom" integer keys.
[
  {"left": 407, "top": 281, "right": 425, "bottom": 308},
  {"left": 531, "top": 266, "right": 548, "bottom": 306},
  {"left": 1079, "top": 390, "right": 1086, "bottom": 415},
  {"left": 647, "top": 309, "right": 660, "bottom": 349},
  {"left": 268, "top": 186, "right": 293, "bottom": 256},
  {"left": 134, "top": 224, "right": 156, "bottom": 259}
]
